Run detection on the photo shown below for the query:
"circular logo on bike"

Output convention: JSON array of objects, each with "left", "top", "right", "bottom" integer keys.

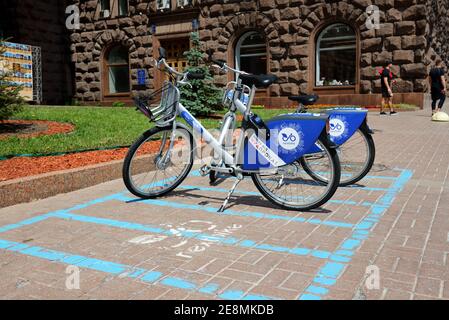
[
  {"left": 278, "top": 128, "right": 300, "bottom": 150},
  {"left": 329, "top": 118, "right": 346, "bottom": 137}
]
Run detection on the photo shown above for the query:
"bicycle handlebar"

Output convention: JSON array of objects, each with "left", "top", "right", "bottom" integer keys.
[
  {"left": 153, "top": 55, "right": 206, "bottom": 86},
  {"left": 157, "top": 58, "right": 185, "bottom": 77},
  {"left": 210, "top": 59, "right": 249, "bottom": 76},
  {"left": 211, "top": 59, "right": 226, "bottom": 68}
]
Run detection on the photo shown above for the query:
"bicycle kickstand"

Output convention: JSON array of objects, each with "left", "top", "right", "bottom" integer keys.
[{"left": 218, "top": 177, "right": 242, "bottom": 213}]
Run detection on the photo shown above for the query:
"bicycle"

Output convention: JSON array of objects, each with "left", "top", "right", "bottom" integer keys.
[
  {"left": 289, "top": 94, "right": 376, "bottom": 186},
  {"left": 123, "top": 48, "right": 340, "bottom": 212}
]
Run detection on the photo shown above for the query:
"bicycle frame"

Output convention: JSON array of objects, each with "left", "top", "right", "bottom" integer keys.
[
  {"left": 175, "top": 80, "right": 256, "bottom": 173},
  {"left": 151, "top": 57, "right": 328, "bottom": 174},
  {"left": 125, "top": 51, "right": 343, "bottom": 212}
]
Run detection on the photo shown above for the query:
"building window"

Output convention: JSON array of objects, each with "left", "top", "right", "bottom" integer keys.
[
  {"left": 100, "top": 0, "right": 111, "bottom": 18},
  {"left": 316, "top": 23, "right": 356, "bottom": 86},
  {"left": 177, "top": 0, "right": 192, "bottom": 8},
  {"left": 118, "top": 0, "right": 129, "bottom": 16},
  {"left": 156, "top": 0, "right": 192, "bottom": 11},
  {"left": 105, "top": 46, "right": 130, "bottom": 94},
  {"left": 99, "top": 0, "right": 128, "bottom": 18},
  {"left": 157, "top": 0, "right": 171, "bottom": 11},
  {"left": 235, "top": 31, "right": 267, "bottom": 75},
  {"left": 160, "top": 39, "right": 190, "bottom": 71}
]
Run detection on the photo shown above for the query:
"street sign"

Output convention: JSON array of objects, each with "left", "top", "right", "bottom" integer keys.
[{"left": 137, "top": 69, "right": 146, "bottom": 86}]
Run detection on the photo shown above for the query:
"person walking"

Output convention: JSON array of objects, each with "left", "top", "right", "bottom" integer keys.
[
  {"left": 380, "top": 61, "right": 397, "bottom": 116},
  {"left": 429, "top": 59, "right": 447, "bottom": 115}
]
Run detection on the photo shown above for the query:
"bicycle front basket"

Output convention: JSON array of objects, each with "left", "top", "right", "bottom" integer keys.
[{"left": 134, "top": 81, "right": 179, "bottom": 125}]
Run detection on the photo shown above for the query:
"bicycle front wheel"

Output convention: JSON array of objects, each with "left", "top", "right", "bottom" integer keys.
[
  {"left": 123, "top": 125, "right": 193, "bottom": 199},
  {"left": 302, "top": 129, "right": 375, "bottom": 186},
  {"left": 251, "top": 138, "right": 340, "bottom": 211}
]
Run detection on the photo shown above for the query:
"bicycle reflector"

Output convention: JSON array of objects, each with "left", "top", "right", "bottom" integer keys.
[{"left": 326, "top": 118, "right": 330, "bottom": 134}]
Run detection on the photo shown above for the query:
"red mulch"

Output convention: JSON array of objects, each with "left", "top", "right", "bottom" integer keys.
[
  {"left": 0, "top": 120, "right": 75, "bottom": 140},
  {"left": 0, "top": 141, "right": 173, "bottom": 182},
  {"left": 0, "top": 148, "right": 129, "bottom": 182}
]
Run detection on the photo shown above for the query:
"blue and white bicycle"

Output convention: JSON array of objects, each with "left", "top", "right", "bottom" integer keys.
[
  {"left": 289, "top": 94, "right": 375, "bottom": 186},
  {"left": 123, "top": 48, "right": 340, "bottom": 212}
]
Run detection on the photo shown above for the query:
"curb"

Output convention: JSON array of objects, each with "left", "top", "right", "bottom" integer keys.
[
  {"left": 0, "top": 142, "right": 210, "bottom": 209},
  {"left": 0, "top": 159, "right": 125, "bottom": 209}
]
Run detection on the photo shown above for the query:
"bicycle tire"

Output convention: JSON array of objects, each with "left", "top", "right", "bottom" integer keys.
[
  {"left": 301, "top": 128, "right": 375, "bottom": 186},
  {"left": 251, "top": 137, "right": 341, "bottom": 211},
  {"left": 123, "top": 125, "right": 193, "bottom": 199}
]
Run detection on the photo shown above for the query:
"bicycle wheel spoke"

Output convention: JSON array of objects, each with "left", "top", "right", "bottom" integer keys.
[
  {"left": 124, "top": 127, "right": 193, "bottom": 198},
  {"left": 253, "top": 140, "right": 337, "bottom": 210}
]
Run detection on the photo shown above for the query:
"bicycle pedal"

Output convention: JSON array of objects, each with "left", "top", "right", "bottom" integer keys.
[{"left": 199, "top": 165, "right": 210, "bottom": 177}]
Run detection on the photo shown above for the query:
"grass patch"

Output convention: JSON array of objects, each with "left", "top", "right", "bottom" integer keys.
[
  {"left": 1, "top": 106, "right": 152, "bottom": 157},
  {"left": 392, "top": 103, "right": 419, "bottom": 111},
  {"left": 0, "top": 105, "right": 339, "bottom": 157}
]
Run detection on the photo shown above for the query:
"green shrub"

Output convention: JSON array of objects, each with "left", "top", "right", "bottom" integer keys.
[
  {"left": 0, "top": 39, "right": 25, "bottom": 120},
  {"left": 112, "top": 101, "right": 126, "bottom": 108},
  {"left": 393, "top": 103, "right": 419, "bottom": 110},
  {"left": 66, "top": 98, "right": 82, "bottom": 106},
  {"left": 179, "top": 32, "right": 223, "bottom": 117}
]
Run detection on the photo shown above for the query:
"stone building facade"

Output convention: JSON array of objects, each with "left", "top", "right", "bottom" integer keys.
[
  {"left": 426, "top": 0, "right": 449, "bottom": 68},
  {"left": 2, "top": 1, "right": 448, "bottom": 107}
]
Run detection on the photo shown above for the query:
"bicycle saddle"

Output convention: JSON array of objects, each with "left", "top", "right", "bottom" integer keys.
[
  {"left": 288, "top": 94, "right": 319, "bottom": 105},
  {"left": 240, "top": 74, "right": 278, "bottom": 88}
]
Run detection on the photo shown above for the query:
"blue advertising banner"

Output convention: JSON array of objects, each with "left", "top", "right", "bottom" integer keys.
[{"left": 0, "top": 41, "right": 33, "bottom": 101}]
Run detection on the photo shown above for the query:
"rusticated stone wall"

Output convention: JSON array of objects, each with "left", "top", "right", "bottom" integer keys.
[
  {"left": 69, "top": 0, "right": 153, "bottom": 103},
  {"left": 2, "top": 0, "right": 446, "bottom": 105},
  {"left": 68, "top": 0, "right": 446, "bottom": 105},
  {"left": 201, "top": 0, "right": 430, "bottom": 97},
  {"left": 425, "top": 0, "right": 449, "bottom": 88}
]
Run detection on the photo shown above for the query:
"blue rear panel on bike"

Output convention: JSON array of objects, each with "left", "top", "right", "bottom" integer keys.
[
  {"left": 306, "top": 108, "right": 367, "bottom": 153},
  {"left": 242, "top": 113, "right": 328, "bottom": 170}
]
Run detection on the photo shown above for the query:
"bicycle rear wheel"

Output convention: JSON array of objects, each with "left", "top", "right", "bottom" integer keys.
[
  {"left": 302, "top": 129, "right": 375, "bottom": 186},
  {"left": 123, "top": 125, "right": 193, "bottom": 199},
  {"left": 251, "top": 138, "right": 340, "bottom": 211}
]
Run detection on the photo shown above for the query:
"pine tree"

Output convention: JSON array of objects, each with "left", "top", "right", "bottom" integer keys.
[
  {"left": 179, "top": 32, "right": 223, "bottom": 117},
  {"left": 0, "top": 39, "right": 25, "bottom": 120}
]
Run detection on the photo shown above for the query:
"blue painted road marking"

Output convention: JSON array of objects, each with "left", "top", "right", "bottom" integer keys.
[
  {"left": 0, "top": 238, "right": 277, "bottom": 300},
  {"left": 178, "top": 185, "right": 366, "bottom": 207},
  {"left": 0, "top": 210, "right": 338, "bottom": 261},
  {"left": 117, "top": 195, "right": 355, "bottom": 229},
  {"left": 299, "top": 169, "right": 413, "bottom": 300},
  {"left": 0, "top": 168, "right": 412, "bottom": 300}
]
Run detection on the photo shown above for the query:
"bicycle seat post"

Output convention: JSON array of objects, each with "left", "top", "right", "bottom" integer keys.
[
  {"left": 297, "top": 102, "right": 306, "bottom": 113},
  {"left": 245, "top": 85, "right": 257, "bottom": 118}
]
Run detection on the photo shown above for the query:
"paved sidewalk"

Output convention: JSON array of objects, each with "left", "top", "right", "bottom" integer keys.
[{"left": 0, "top": 108, "right": 448, "bottom": 300}]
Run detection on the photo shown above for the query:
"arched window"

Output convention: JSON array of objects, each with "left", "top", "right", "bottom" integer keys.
[
  {"left": 104, "top": 46, "right": 130, "bottom": 94},
  {"left": 316, "top": 23, "right": 356, "bottom": 86},
  {"left": 235, "top": 31, "right": 267, "bottom": 75}
]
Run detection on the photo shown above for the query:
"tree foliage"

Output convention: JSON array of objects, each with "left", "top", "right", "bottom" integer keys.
[{"left": 179, "top": 32, "right": 223, "bottom": 117}]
